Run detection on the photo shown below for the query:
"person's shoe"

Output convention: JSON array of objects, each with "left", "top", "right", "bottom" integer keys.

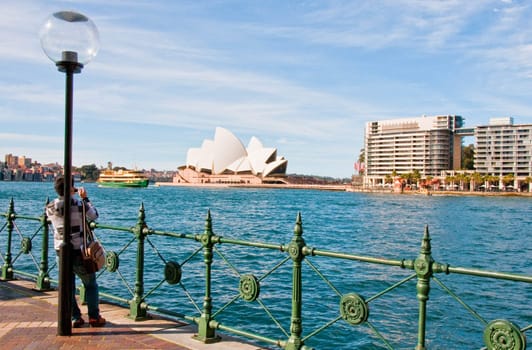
[
  {"left": 72, "top": 318, "right": 85, "bottom": 328},
  {"left": 89, "top": 316, "right": 106, "bottom": 327}
]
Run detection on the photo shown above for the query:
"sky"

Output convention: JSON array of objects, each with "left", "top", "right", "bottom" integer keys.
[{"left": 1, "top": 0, "right": 531, "bottom": 178}]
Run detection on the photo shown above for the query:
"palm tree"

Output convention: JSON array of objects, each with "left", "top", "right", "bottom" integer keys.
[
  {"left": 484, "top": 175, "right": 499, "bottom": 191},
  {"left": 412, "top": 169, "right": 421, "bottom": 188},
  {"left": 423, "top": 175, "right": 433, "bottom": 189},
  {"left": 456, "top": 173, "right": 470, "bottom": 191},
  {"left": 523, "top": 176, "right": 532, "bottom": 192},
  {"left": 502, "top": 173, "right": 515, "bottom": 190},
  {"left": 401, "top": 172, "right": 414, "bottom": 190},
  {"left": 470, "top": 172, "right": 483, "bottom": 191},
  {"left": 445, "top": 175, "right": 456, "bottom": 190},
  {"left": 482, "top": 175, "right": 490, "bottom": 190}
]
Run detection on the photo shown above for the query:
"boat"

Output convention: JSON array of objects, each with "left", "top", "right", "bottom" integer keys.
[{"left": 97, "top": 169, "right": 149, "bottom": 188}]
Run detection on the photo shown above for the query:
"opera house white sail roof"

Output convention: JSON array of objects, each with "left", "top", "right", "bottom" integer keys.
[{"left": 185, "top": 127, "right": 287, "bottom": 178}]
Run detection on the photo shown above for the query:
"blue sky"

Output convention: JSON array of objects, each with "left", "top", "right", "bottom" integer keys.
[{"left": 1, "top": 0, "right": 531, "bottom": 178}]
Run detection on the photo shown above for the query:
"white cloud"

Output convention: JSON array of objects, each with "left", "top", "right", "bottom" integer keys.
[
  {"left": 0, "top": 0, "right": 530, "bottom": 177},
  {"left": 0, "top": 132, "right": 60, "bottom": 143}
]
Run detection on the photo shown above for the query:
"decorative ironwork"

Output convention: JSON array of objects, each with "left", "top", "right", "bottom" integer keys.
[
  {"left": 340, "top": 293, "right": 369, "bottom": 325},
  {"left": 239, "top": 274, "right": 260, "bottom": 302},
  {"left": 287, "top": 242, "right": 301, "bottom": 260},
  {"left": 21, "top": 237, "right": 32, "bottom": 254},
  {"left": 483, "top": 319, "right": 526, "bottom": 350},
  {"left": 1, "top": 199, "right": 531, "bottom": 350},
  {"left": 164, "top": 261, "right": 182, "bottom": 285},
  {"left": 105, "top": 251, "right": 119, "bottom": 272}
]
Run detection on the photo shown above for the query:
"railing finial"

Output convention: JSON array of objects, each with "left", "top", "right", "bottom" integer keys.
[{"left": 294, "top": 211, "right": 303, "bottom": 237}]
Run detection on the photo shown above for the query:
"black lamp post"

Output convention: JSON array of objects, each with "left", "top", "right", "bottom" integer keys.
[{"left": 39, "top": 11, "right": 99, "bottom": 336}]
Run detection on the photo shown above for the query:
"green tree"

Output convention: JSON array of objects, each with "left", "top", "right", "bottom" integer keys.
[
  {"left": 79, "top": 164, "right": 100, "bottom": 181},
  {"left": 423, "top": 175, "right": 433, "bottom": 189},
  {"left": 400, "top": 172, "right": 412, "bottom": 184},
  {"left": 356, "top": 148, "right": 365, "bottom": 175},
  {"left": 483, "top": 175, "right": 499, "bottom": 190},
  {"left": 462, "top": 144, "right": 474, "bottom": 170},
  {"left": 455, "top": 173, "right": 469, "bottom": 191},
  {"left": 412, "top": 169, "right": 421, "bottom": 187},
  {"left": 357, "top": 148, "right": 365, "bottom": 164},
  {"left": 470, "top": 172, "right": 483, "bottom": 191},
  {"left": 502, "top": 173, "right": 515, "bottom": 188},
  {"left": 445, "top": 175, "right": 456, "bottom": 190},
  {"left": 523, "top": 176, "right": 532, "bottom": 192}
]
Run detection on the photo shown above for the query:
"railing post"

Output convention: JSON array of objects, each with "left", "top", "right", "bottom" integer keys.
[
  {"left": 414, "top": 225, "right": 433, "bottom": 350},
  {"left": 35, "top": 198, "right": 52, "bottom": 291},
  {"left": 194, "top": 210, "right": 221, "bottom": 343},
  {"left": 129, "top": 203, "right": 149, "bottom": 320},
  {"left": 285, "top": 212, "right": 306, "bottom": 350},
  {"left": 1, "top": 198, "right": 15, "bottom": 281}
]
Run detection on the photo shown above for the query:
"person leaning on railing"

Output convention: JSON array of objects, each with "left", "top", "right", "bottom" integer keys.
[{"left": 46, "top": 176, "right": 106, "bottom": 328}]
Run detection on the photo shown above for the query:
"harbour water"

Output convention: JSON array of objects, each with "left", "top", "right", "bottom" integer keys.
[{"left": 0, "top": 181, "right": 530, "bottom": 349}]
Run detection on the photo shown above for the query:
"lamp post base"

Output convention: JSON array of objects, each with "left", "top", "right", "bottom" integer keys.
[{"left": 57, "top": 242, "right": 73, "bottom": 336}]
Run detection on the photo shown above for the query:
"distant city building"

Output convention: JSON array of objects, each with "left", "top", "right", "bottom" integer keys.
[
  {"left": 364, "top": 115, "right": 465, "bottom": 187},
  {"left": 18, "top": 156, "right": 31, "bottom": 169},
  {"left": 175, "top": 127, "right": 288, "bottom": 184},
  {"left": 5, "top": 154, "right": 18, "bottom": 168},
  {"left": 474, "top": 118, "right": 532, "bottom": 181}
]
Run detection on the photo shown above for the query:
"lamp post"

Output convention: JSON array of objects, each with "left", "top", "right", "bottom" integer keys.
[{"left": 39, "top": 11, "right": 99, "bottom": 336}]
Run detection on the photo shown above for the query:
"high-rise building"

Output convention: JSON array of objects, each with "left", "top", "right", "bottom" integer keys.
[
  {"left": 474, "top": 118, "right": 532, "bottom": 180},
  {"left": 5, "top": 154, "right": 17, "bottom": 168},
  {"left": 18, "top": 156, "right": 31, "bottom": 169},
  {"left": 364, "top": 115, "right": 464, "bottom": 187}
]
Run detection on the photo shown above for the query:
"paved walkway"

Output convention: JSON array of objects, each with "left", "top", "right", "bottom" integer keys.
[{"left": 0, "top": 279, "right": 262, "bottom": 350}]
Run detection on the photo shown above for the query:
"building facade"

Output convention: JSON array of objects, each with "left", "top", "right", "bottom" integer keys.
[
  {"left": 364, "top": 115, "right": 464, "bottom": 187},
  {"left": 474, "top": 118, "right": 532, "bottom": 186}
]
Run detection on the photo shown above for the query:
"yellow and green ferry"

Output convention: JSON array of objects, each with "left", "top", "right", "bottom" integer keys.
[{"left": 97, "top": 169, "right": 149, "bottom": 188}]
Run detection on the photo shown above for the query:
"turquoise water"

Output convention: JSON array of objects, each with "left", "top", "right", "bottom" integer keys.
[{"left": 1, "top": 182, "right": 530, "bottom": 349}]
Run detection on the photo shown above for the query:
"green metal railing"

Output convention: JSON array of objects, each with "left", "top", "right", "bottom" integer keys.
[{"left": 1, "top": 197, "right": 530, "bottom": 349}]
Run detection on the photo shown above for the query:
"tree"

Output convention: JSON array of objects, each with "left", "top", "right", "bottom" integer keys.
[
  {"left": 502, "top": 173, "right": 515, "bottom": 188},
  {"left": 523, "top": 176, "right": 532, "bottom": 192},
  {"left": 412, "top": 169, "right": 421, "bottom": 187},
  {"left": 462, "top": 144, "right": 474, "bottom": 170},
  {"left": 470, "top": 172, "right": 483, "bottom": 191},
  {"left": 422, "top": 175, "right": 433, "bottom": 189},
  {"left": 355, "top": 148, "right": 365, "bottom": 175},
  {"left": 400, "top": 172, "right": 412, "bottom": 184},
  {"left": 483, "top": 175, "right": 499, "bottom": 190},
  {"left": 445, "top": 175, "right": 456, "bottom": 190},
  {"left": 79, "top": 164, "right": 100, "bottom": 181},
  {"left": 455, "top": 173, "right": 469, "bottom": 191},
  {"left": 357, "top": 148, "right": 365, "bottom": 164}
]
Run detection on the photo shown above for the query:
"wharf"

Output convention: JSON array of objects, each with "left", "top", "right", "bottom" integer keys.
[
  {"left": 155, "top": 182, "right": 349, "bottom": 191},
  {"left": 154, "top": 182, "right": 532, "bottom": 196},
  {"left": 0, "top": 279, "right": 262, "bottom": 350}
]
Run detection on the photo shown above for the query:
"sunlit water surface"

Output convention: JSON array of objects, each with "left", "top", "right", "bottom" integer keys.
[{"left": 1, "top": 182, "right": 530, "bottom": 349}]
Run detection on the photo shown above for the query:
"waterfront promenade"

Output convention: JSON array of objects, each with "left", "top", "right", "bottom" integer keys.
[
  {"left": 156, "top": 181, "right": 532, "bottom": 196},
  {"left": 0, "top": 279, "right": 261, "bottom": 350}
]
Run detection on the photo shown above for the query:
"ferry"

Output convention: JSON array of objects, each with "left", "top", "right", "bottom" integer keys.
[{"left": 97, "top": 169, "right": 149, "bottom": 188}]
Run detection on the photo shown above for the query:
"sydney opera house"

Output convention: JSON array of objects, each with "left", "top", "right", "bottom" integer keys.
[{"left": 175, "top": 127, "right": 288, "bottom": 184}]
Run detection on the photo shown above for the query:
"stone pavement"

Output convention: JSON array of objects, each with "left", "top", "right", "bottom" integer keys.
[{"left": 0, "top": 279, "right": 263, "bottom": 350}]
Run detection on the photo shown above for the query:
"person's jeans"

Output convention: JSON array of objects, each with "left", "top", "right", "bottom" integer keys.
[{"left": 56, "top": 250, "right": 100, "bottom": 320}]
